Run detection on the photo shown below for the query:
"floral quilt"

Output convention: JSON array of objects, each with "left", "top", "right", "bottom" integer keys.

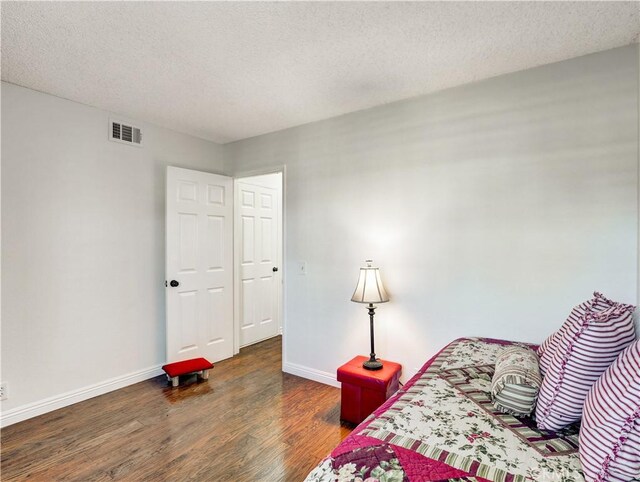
[{"left": 305, "top": 338, "right": 585, "bottom": 482}]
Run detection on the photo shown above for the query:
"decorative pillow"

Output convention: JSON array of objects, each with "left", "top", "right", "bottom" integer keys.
[
  {"left": 491, "top": 346, "right": 542, "bottom": 416},
  {"left": 535, "top": 293, "right": 636, "bottom": 431},
  {"left": 579, "top": 339, "right": 640, "bottom": 482},
  {"left": 538, "top": 295, "right": 598, "bottom": 376},
  {"left": 537, "top": 331, "right": 558, "bottom": 375}
]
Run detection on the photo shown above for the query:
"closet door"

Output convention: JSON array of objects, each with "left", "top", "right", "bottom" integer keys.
[{"left": 236, "top": 181, "right": 280, "bottom": 347}]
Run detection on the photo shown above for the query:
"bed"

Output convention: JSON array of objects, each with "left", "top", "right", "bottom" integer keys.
[{"left": 305, "top": 337, "right": 584, "bottom": 482}]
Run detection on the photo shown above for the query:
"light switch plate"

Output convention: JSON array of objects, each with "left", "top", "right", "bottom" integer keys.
[{"left": 297, "top": 261, "right": 307, "bottom": 275}]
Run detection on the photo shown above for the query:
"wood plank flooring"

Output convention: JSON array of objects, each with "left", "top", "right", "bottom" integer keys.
[{"left": 1, "top": 337, "right": 353, "bottom": 481}]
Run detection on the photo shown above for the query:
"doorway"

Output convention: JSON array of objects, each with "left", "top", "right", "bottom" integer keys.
[
  {"left": 233, "top": 172, "right": 284, "bottom": 350},
  {"left": 165, "top": 166, "right": 284, "bottom": 364}
]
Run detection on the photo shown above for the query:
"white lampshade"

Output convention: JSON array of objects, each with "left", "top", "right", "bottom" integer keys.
[{"left": 351, "top": 260, "right": 389, "bottom": 304}]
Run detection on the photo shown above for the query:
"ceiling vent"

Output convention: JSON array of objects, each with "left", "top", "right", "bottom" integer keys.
[{"left": 109, "top": 119, "right": 142, "bottom": 146}]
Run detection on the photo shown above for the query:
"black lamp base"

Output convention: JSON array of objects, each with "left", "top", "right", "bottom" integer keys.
[{"left": 363, "top": 358, "right": 383, "bottom": 371}]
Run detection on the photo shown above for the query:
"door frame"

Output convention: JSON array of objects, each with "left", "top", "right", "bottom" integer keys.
[{"left": 232, "top": 166, "right": 286, "bottom": 359}]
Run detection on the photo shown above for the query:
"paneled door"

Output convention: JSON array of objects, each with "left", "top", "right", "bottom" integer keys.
[
  {"left": 166, "top": 167, "right": 233, "bottom": 363},
  {"left": 236, "top": 182, "right": 280, "bottom": 347}
]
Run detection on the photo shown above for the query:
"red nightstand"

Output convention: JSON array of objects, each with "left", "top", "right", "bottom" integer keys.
[{"left": 337, "top": 356, "right": 402, "bottom": 424}]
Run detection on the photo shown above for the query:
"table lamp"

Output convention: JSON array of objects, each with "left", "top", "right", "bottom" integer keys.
[{"left": 351, "top": 260, "right": 390, "bottom": 370}]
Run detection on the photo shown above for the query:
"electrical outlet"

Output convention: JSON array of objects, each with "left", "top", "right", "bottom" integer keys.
[{"left": 0, "top": 382, "right": 7, "bottom": 401}]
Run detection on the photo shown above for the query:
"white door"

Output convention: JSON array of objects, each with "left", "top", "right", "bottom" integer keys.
[
  {"left": 166, "top": 167, "right": 234, "bottom": 363},
  {"left": 236, "top": 181, "right": 281, "bottom": 347}
]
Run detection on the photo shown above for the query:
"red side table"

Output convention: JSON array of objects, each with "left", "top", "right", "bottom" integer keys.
[{"left": 337, "top": 356, "right": 402, "bottom": 424}]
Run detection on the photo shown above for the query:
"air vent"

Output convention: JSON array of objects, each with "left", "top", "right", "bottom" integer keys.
[{"left": 109, "top": 119, "right": 142, "bottom": 146}]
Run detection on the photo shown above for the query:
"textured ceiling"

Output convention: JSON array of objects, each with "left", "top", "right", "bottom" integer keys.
[{"left": 2, "top": 2, "right": 639, "bottom": 144}]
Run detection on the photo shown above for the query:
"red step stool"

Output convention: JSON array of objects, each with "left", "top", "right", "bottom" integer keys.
[{"left": 162, "top": 358, "right": 214, "bottom": 387}]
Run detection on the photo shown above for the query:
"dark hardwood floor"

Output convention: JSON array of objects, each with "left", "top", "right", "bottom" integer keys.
[{"left": 1, "top": 336, "right": 353, "bottom": 481}]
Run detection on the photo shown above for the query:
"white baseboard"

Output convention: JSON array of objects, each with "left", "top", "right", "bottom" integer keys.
[
  {"left": 282, "top": 361, "right": 340, "bottom": 388},
  {"left": 0, "top": 364, "right": 164, "bottom": 428}
]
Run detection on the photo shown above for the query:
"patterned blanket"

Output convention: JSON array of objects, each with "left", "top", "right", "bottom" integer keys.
[{"left": 305, "top": 338, "right": 585, "bottom": 482}]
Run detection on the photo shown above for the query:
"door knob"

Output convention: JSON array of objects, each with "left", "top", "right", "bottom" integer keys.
[
  {"left": 169, "top": 280, "right": 180, "bottom": 287},
  {"left": 272, "top": 267, "right": 278, "bottom": 272}
]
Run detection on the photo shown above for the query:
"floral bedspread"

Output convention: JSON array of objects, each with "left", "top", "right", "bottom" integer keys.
[{"left": 305, "top": 338, "right": 585, "bottom": 482}]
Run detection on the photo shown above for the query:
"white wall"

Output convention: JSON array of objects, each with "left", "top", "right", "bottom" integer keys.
[
  {"left": 635, "top": 42, "right": 640, "bottom": 336},
  {"left": 637, "top": 42, "right": 640, "bottom": 334},
  {"left": 226, "top": 45, "right": 640, "bottom": 384},
  {"left": 1, "top": 82, "right": 225, "bottom": 424}
]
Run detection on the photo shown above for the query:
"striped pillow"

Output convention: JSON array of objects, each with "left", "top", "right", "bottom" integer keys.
[
  {"left": 491, "top": 346, "right": 542, "bottom": 416},
  {"left": 537, "top": 331, "right": 558, "bottom": 376},
  {"left": 579, "top": 339, "right": 640, "bottom": 482},
  {"left": 538, "top": 296, "right": 598, "bottom": 376},
  {"left": 535, "top": 293, "right": 636, "bottom": 431}
]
